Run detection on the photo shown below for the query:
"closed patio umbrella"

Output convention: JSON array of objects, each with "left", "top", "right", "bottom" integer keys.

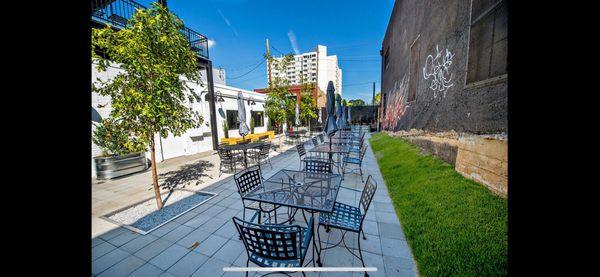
[
  {"left": 348, "top": 106, "right": 352, "bottom": 125},
  {"left": 336, "top": 96, "right": 344, "bottom": 130},
  {"left": 237, "top": 91, "right": 250, "bottom": 139},
  {"left": 295, "top": 102, "right": 300, "bottom": 127},
  {"left": 323, "top": 81, "right": 337, "bottom": 136},
  {"left": 342, "top": 103, "right": 349, "bottom": 128}
]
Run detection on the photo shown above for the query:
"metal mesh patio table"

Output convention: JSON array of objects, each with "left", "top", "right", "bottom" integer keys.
[
  {"left": 242, "top": 169, "right": 343, "bottom": 267},
  {"left": 309, "top": 144, "right": 350, "bottom": 174}
]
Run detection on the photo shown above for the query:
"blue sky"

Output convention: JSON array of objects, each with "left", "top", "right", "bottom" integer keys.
[{"left": 139, "top": 0, "right": 395, "bottom": 102}]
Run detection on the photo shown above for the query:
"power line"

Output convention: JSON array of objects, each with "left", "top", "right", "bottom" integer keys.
[{"left": 228, "top": 59, "right": 266, "bottom": 80}]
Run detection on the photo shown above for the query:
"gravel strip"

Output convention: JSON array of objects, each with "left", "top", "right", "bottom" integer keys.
[{"left": 107, "top": 190, "right": 213, "bottom": 232}]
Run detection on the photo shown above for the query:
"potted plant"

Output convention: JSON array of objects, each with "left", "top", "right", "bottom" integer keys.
[{"left": 92, "top": 118, "right": 148, "bottom": 180}]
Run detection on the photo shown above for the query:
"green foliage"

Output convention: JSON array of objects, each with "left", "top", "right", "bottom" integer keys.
[
  {"left": 369, "top": 133, "right": 508, "bottom": 276},
  {"left": 223, "top": 121, "right": 229, "bottom": 138},
  {"left": 348, "top": 99, "right": 366, "bottom": 107},
  {"left": 93, "top": 118, "right": 147, "bottom": 156},
  {"left": 299, "top": 84, "right": 317, "bottom": 124},
  {"left": 264, "top": 53, "right": 295, "bottom": 130},
  {"left": 91, "top": 3, "right": 203, "bottom": 147},
  {"left": 374, "top": 92, "right": 381, "bottom": 104},
  {"left": 250, "top": 116, "right": 255, "bottom": 134}
]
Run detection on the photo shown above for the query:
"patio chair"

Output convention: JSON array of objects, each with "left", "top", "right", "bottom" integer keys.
[
  {"left": 304, "top": 159, "right": 332, "bottom": 174},
  {"left": 232, "top": 216, "right": 314, "bottom": 276},
  {"left": 249, "top": 142, "right": 273, "bottom": 170},
  {"left": 341, "top": 144, "right": 368, "bottom": 182},
  {"left": 218, "top": 148, "right": 244, "bottom": 177},
  {"left": 317, "top": 175, "right": 377, "bottom": 276},
  {"left": 234, "top": 166, "right": 280, "bottom": 227},
  {"left": 349, "top": 133, "right": 366, "bottom": 154},
  {"left": 311, "top": 137, "right": 320, "bottom": 147},
  {"left": 296, "top": 144, "right": 324, "bottom": 171},
  {"left": 317, "top": 134, "right": 324, "bottom": 144}
]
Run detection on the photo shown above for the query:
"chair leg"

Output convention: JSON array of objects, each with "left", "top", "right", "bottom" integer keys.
[
  {"left": 361, "top": 229, "right": 367, "bottom": 240},
  {"left": 245, "top": 260, "right": 250, "bottom": 277},
  {"left": 357, "top": 234, "right": 368, "bottom": 277},
  {"left": 274, "top": 208, "right": 278, "bottom": 224},
  {"left": 316, "top": 224, "right": 323, "bottom": 267}
]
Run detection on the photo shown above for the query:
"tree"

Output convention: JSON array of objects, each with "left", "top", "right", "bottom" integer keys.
[
  {"left": 92, "top": 3, "right": 202, "bottom": 209},
  {"left": 374, "top": 92, "right": 381, "bottom": 104},
  {"left": 264, "top": 53, "right": 295, "bottom": 133},
  {"left": 348, "top": 99, "right": 366, "bottom": 107},
  {"left": 299, "top": 83, "right": 318, "bottom": 125}
]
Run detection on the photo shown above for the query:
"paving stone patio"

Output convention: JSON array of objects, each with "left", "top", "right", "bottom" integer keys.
[{"left": 92, "top": 133, "right": 418, "bottom": 276}]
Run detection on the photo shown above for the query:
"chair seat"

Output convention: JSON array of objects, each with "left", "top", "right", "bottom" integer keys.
[
  {"left": 246, "top": 201, "right": 278, "bottom": 212},
  {"left": 343, "top": 156, "right": 361, "bottom": 164},
  {"left": 247, "top": 224, "right": 311, "bottom": 267},
  {"left": 319, "top": 202, "right": 362, "bottom": 232}
]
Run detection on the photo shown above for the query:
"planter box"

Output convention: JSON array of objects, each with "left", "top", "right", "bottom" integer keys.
[{"left": 94, "top": 152, "right": 148, "bottom": 180}]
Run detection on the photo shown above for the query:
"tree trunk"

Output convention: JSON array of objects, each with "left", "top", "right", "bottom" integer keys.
[{"left": 150, "top": 136, "right": 164, "bottom": 209}]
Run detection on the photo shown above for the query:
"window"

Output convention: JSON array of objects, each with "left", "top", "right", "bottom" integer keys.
[
  {"left": 467, "top": 0, "right": 507, "bottom": 84},
  {"left": 408, "top": 37, "right": 419, "bottom": 102},
  {"left": 251, "top": 111, "right": 264, "bottom": 127},
  {"left": 226, "top": 110, "right": 239, "bottom": 129},
  {"left": 383, "top": 46, "right": 390, "bottom": 71}
]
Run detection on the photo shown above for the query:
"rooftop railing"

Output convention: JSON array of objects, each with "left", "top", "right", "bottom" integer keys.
[{"left": 91, "top": 0, "right": 209, "bottom": 59}]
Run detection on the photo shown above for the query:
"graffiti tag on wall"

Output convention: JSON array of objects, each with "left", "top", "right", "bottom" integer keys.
[
  {"left": 382, "top": 75, "right": 409, "bottom": 130},
  {"left": 423, "top": 45, "right": 454, "bottom": 98}
]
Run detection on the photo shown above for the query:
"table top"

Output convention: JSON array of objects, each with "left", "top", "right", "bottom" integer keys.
[
  {"left": 242, "top": 169, "right": 342, "bottom": 212},
  {"left": 309, "top": 144, "right": 350, "bottom": 154},
  {"left": 219, "top": 141, "right": 267, "bottom": 151}
]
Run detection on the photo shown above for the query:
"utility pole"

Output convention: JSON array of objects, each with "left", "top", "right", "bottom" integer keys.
[
  {"left": 266, "top": 38, "right": 272, "bottom": 89},
  {"left": 372, "top": 82, "right": 375, "bottom": 105}
]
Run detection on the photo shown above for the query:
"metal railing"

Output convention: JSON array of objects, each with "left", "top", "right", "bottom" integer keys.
[{"left": 91, "top": 0, "right": 209, "bottom": 59}]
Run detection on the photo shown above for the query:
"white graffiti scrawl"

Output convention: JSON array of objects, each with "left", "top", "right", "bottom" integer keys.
[{"left": 423, "top": 45, "right": 455, "bottom": 98}]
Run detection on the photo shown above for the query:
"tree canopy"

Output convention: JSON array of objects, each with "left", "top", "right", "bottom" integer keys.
[{"left": 92, "top": 3, "right": 202, "bottom": 209}]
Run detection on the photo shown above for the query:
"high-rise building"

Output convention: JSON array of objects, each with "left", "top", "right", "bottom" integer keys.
[{"left": 270, "top": 45, "right": 342, "bottom": 96}]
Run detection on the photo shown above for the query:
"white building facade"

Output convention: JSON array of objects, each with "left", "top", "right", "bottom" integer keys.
[
  {"left": 270, "top": 45, "right": 342, "bottom": 96},
  {"left": 92, "top": 63, "right": 267, "bottom": 177}
]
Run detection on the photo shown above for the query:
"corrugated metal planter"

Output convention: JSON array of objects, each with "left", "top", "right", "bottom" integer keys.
[{"left": 94, "top": 152, "right": 148, "bottom": 180}]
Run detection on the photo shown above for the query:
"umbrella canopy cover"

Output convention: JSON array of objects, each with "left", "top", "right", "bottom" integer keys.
[
  {"left": 343, "top": 104, "right": 349, "bottom": 127},
  {"left": 336, "top": 96, "right": 344, "bottom": 130},
  {"left": 323, "top": 81, "right": 337, "bottom": 135},
  {"left": 237, "top": 91, "right": 250, "bottom": 137},
  {"left": 348, "top": 107, "right": 352, "bottom": 124},
  {"left": 295, "top": 102, "right": 300, "bottom": 126}
]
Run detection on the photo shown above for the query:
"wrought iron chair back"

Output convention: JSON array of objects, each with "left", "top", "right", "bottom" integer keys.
[
  {"left": 296, "top": 144, "right": 307, "bottom": 158},
  {"left": 233, "top": 217, "right": 310, "bottom": 267},
  {"left": 234, "top": 166, "right": 263, "bottom": 196},
  {"left": 304, "top": 159, "right": 332, "bottom": 174},
  {"left": 258, "top": 142, "right": 271, "bottom": 157},
  {"left": 318, "top": 134, "right": 324, "bottom": 143},
  {"left": 359, "top": 175, "right": 378, "bottom": 222}
]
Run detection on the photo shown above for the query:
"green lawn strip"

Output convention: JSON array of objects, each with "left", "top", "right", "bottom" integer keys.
[{"left": 369, "top": 133, "right": 507, "bottom": 276}]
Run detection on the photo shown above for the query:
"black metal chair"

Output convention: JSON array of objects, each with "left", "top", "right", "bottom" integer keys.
[
  {"left": 304, "top": 159, "right": 333, "bottom": 174},
  {"left": 342, "top": 144, "right": 368, "bottom": 181},
  {"left": 233, "top": 216, "right": 314, "bottom": 276},
  {"left": 234, "top": 166, "right": 280, "bottom": 227},
  {"left": 218, "top": 147, "right": 245, "bottom": 177},
  {"left": 317, "top": 175, "right": 378, "bottom": 276},
  {"left": 249, "top": 142, "right": 273, "bottom": 170},
  {"left": 296, "top": 144, "right": 324, "bottom": 171},
  {"left": 317, "top": 134, "right": 324, "bottom": 144}
]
